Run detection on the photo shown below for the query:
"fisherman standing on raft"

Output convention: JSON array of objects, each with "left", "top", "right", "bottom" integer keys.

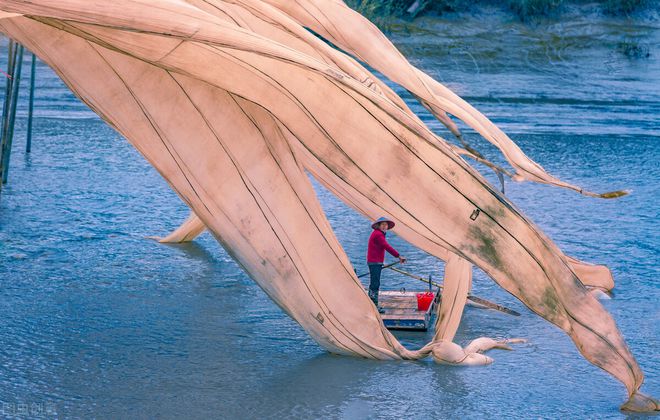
[{"left": 367, "top": 217, "right": 406, "bottom": 312}]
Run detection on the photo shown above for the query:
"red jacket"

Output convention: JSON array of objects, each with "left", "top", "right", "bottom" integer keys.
[{"left": 367, "top": 229, "right": 399, "bottom": 263}]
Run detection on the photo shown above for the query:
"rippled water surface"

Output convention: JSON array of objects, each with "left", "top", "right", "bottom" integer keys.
[{"left": 0, "top": 13, "right": 658, "bottom": 419}]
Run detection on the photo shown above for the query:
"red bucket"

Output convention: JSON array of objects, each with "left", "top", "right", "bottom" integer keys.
[{"left": 416, "top": 292, "right": 435, "bottom": 311}]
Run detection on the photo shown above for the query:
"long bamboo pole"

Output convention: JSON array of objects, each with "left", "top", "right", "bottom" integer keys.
[
  {"left": 26, "top": 52, "right": 35, "bottom": 153},
  {"left": 0, "top": 40, "right": 15, "bottom": 193},
  {"left": 356, "top": 261, "right": 400, "bottom": 279},
  {"left": 387, "top": 265, "right": 521, "bottom": 316},
  {"left": 2, "top": 43, "right": 24, "bottom": 184}
]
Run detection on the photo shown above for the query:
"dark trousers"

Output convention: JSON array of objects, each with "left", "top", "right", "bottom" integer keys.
[{"left": 368, "top": 263, "right": 383, "bottom": 305}]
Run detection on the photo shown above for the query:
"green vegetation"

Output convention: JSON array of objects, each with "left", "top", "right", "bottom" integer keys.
[
  {"left": 407, "top": 0, "right": 470, "bottom": 16},
  {"left": 345, "top": 0, "right": 653, "bottom": 22},
  {"left": 506, "top": 0, "right": 564, "bottom": 21},
  {"left": 345, "top": 0, "right": 469, "bottom": 18},
  {"left": 617, "top": 39, "right": 651, "bottom": 59},
  {"left": 344, "top": 0, "right": 407, "bottom": 26},
  {"left": 602, "top": 0, "right": 648, "bottom": 16}
]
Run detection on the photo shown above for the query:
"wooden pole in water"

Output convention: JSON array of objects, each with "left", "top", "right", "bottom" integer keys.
[
  {"left": 0, "top": 39, "right": 16, "bottom": 193},
  {"left": 26, "top": 52, "right": 35, "bottom": 153},
  {"left": 1, "top": 43, "right": 24, "bottom": 184},
  {"left": 387, "top": 266, "right": 521, "bottom": 316}
]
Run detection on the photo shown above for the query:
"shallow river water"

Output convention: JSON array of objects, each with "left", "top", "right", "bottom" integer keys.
[{"left": 0, "top": 11, "right": 658, "bottom": 419}]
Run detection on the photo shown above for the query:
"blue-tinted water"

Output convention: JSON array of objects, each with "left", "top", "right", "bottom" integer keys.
[{"left": 0, "top": 13, "right": 658, "bottom": 419}]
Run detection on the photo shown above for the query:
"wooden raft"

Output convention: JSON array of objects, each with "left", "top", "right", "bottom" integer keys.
[{"left": 377, "top": 289, "right": 440, "bottom": 331}]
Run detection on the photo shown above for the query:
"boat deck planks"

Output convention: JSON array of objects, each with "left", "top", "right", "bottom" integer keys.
[{"left": 375, "top": 289, "right": 440, "bottom": 331}]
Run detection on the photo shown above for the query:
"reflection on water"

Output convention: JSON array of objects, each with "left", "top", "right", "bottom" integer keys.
[{"left": 0, "top": 13, "right": 658, "bottom": 419}]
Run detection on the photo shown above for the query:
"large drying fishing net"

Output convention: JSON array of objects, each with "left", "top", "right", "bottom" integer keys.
[{"left": 0, "top": 0, "right": 656, "bottom": 411}]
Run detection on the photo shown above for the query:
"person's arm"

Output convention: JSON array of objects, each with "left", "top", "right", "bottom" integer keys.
[{"left": 375, "top": 233, "right": 401, "bottom": 259}]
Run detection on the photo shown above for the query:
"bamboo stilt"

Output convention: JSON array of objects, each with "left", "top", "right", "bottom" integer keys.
[
  {"left": 0, "top": 40, "right": 16, "bottom": 193},
  {"left": 1, "top": 43, "right": 24, "bottom": 184},
  {"left": 26, "top": 52, "right": 35, "bottom": 153}
]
